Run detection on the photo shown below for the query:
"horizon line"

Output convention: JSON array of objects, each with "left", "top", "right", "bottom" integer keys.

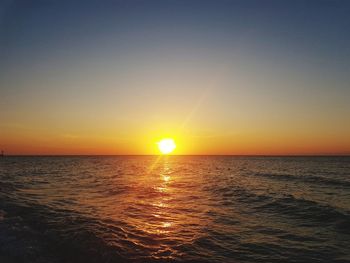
[{"left": 2, "top": 154, "right": 350, "bottom": 157}]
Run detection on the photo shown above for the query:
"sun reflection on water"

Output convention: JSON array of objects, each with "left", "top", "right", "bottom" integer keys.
[
  {"left": 150, "top": 159, "right": 174, "bottom": 236},
  {"left": 78, "top": 156, "right": 210, "bottom": 260}
]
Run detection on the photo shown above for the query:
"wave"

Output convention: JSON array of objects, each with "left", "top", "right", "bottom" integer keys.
[
  {"left": 0, "top": 201, "right": 130, "bottom": 263},
  {"left": 210, "top": 183, "right": 350, "bottom": 234},
  {"left": 255, "top": 172, "right": 350, "bottom": 188},
  {"left": 258, "top": 195, "right": 350, "bottom": 229}
]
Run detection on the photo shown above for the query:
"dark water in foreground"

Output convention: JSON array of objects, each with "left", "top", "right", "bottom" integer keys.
[{"left": 0, "top": 156, "right": 349, "bottom": 263}]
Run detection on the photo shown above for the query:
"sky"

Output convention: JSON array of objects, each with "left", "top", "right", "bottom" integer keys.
[{"left": 0, "top": 0, "right": 350, "bottom": 155}]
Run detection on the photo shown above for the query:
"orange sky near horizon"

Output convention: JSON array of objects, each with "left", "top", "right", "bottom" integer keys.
[{"left": 2, "top": 127, "right": 350, "bottom": 155}]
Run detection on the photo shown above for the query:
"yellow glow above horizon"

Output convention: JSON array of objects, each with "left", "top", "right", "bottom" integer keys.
[{"left": 157, "top": 138, "right": 176, "bottom": 154}]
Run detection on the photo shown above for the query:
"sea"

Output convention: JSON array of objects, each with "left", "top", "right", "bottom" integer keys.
[{"left": 0, "top": 156, "right": 349, "bottom": 263}]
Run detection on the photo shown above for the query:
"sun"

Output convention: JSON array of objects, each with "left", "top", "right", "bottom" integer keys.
[{"left": 157, "top": 138, "right": 176, "bottom": 154}]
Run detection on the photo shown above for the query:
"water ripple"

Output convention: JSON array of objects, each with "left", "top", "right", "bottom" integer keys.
[{"left": 0, "top": 156, "right": 349, "bottom": 262}]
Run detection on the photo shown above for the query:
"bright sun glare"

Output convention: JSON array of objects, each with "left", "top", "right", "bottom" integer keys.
[{"left": 157, "top": 138, "right": 176, "bottom": 154}]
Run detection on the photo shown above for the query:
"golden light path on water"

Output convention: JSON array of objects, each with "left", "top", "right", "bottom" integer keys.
[
  {"left": 129, "top": 156, "right": 201, "bottom": 260},
  {"left": 77, "top": 156, "right": 212, "bottom": 261}
]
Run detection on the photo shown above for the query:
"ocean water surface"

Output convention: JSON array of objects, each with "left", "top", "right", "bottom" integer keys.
[{"left": 0, "top": 156, "right": 349, "bottom": 262}]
